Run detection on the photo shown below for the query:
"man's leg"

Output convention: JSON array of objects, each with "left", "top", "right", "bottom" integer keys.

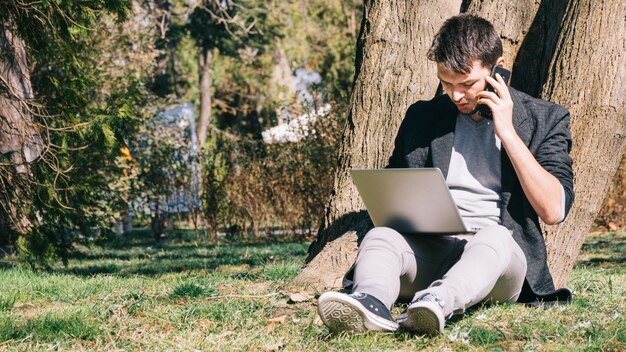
[
  {"left": 400, "top": 225, "right": 527, "bottom": 335},
  {"left": 351, "top": 227, "right": 418, "bottom": 308},
  {"left": 317, "top": 227, "right": 412, "bottom": 332},
  {"left": 318, "top": 227, "right": 465, "bottom": 332}
]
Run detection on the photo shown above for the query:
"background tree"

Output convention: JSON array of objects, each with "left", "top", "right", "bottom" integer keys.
[
  {"left": 297, "top": 0, "right": 626, "bottom": 289},
  {"left": 0, "top": 0, "right": 159, "bottom": 266}
]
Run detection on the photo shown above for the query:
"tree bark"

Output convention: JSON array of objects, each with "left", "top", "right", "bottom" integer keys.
[
  {"left": 595, "top": 155, "right": 626, "bottom": 230},
  {"left": 296, "top": 0, "right": 463, "bottom": 288},
  {"left": 197, "top": 46, "right": 212, "bottom": 150},
  {"left": 535, "top": 0, "right": 626, "bottom": 288},
  {"left": 0, "top": 25, "right": 43, "bottom": 237}
]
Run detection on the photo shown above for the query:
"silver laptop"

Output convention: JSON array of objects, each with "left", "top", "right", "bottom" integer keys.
[{"left": 350, "top": 168, "right": 470, "bottom": 234}]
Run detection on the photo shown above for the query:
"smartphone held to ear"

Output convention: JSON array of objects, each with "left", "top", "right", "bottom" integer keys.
[{"left": 477, "top": 66, "right": 511, "bottom": 119}]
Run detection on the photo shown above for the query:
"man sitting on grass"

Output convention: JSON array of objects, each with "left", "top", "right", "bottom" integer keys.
[{"left": 317, "top": 14, "right": 574, "bottom": 335}]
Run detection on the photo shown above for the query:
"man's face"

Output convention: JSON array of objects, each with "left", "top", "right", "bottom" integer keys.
[{"left": 437, "top": 60, "right": 491, "bottom": 115}]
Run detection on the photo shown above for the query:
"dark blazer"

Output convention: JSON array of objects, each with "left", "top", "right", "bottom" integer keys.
[{"left": 388, "top": 87, "right": 575, "bottom": 300}]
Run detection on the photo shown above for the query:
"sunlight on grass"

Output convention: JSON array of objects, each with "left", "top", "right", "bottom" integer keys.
[{"left": 0, "top": 230, "right": 622, "bottom": 351}]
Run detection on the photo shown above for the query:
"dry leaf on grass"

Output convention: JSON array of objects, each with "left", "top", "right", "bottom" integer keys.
[
  {"left": 265, "top": 314, "right": 288, "bottom": 333},
  {"left": 268, "top": 315, "right": 288, "bottom": 324},
  {"left": 288, "top": 292, "right": 312, "bottom": 304},
  {"left": 313, "top": 315, "right": 324, "bottom": 326}
]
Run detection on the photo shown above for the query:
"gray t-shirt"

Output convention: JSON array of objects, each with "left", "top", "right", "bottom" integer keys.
[{"left": 446, "top": 114, "right": 502, "bottom": 232}]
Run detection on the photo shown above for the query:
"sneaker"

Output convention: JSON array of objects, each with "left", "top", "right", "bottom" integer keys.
[
  {"left": 397, "top": 293, "right": 446, "bottom": 336},
  {"left": 317, "top": 292, "right": 398, "bottom": 333}
]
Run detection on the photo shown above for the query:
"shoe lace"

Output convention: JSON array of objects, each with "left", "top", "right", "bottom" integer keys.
[{"left": 415, "top": 293, "right": 445, "bottom": 310}]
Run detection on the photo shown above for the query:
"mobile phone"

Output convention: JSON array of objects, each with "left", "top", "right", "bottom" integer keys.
[{"left": 477, "top": 66, "right": 511, "bottom": 119}]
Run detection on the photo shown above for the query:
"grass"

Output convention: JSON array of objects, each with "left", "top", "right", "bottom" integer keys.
[{"left": 0, "top": 229, "right": 623, "bottom": 351}]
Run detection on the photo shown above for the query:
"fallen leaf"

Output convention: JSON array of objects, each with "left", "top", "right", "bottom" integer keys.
[
  {"left": 268, "top": 315, "right": 288, "bottom": 324},
  {"left": 288, "top": 292, "right": 311, "bottom": 304},
  {"left": 264, "top": 324, "right": 275, "bottom": 334},
  {"left": 313, "top": 315, "right": 323, "bottom": 326}
]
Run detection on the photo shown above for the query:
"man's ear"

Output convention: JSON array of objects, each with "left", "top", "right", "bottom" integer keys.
[{"left": 496, "top": 56, "right": 506, "bottom": 68}]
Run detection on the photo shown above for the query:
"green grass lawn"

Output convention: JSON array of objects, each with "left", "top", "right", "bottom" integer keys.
[{"left": 0, "top": 229, "right": 624, "bottom": 351}]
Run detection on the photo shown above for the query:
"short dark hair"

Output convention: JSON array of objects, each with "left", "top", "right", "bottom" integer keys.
[{"left": 427, "top": 14, "right": 503, "bottom": 73}]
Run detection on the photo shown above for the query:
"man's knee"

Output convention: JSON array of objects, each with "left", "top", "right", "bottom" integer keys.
[
  {"left": 360, "top": 227, "right": 407, "bottom": 252},
  {"left": 470, "top": 225, "right": 513, "bottom": 250},
  {"left": 465, "top": 225, "right": 516, "bottom": 267}
]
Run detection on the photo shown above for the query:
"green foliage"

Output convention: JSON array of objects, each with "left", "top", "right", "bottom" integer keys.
[
  {"left": 171, "top": 281, "right": 218, "bottom": 298},
  {"left": 1, "top": 0, "right": 363, "bottom": 264},
  {"left": 0, "top": 294, "right": 15, "bottom": 313},
  {"left": 202, "top": 109, "right": 343, "bottom": 238},
  {"left": 188, "top": 0, "right": 277, "bottom": 54},
  {"left": 276, "top": 0, "right": 361, "bottom": 107},
  {"left": 0, "top": 309, "right": 101, "bottom": 342},
  {"left": 0, "top": 1, "right": 159, "bottom": 266}
]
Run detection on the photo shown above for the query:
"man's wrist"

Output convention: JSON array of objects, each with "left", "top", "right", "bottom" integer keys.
[{"left": 498, "top": 129, "right": 523, "bottom": 152}]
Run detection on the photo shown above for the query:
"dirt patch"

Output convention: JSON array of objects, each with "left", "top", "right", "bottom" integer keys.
[{"left": 12, "top": 301, "right": 72, "bottom": 318}]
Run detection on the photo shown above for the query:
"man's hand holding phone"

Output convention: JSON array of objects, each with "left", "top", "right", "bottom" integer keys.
[{"left": 476, "top": 66, "right": 515, "bottom": 142}]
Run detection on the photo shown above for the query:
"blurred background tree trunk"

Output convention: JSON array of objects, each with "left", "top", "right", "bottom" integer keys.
[
  {"left": 0, "top": 25, "right": 43, "bottom": 240},
  {"left": 197, "top": 46, "right": 212, "bottom": 150},
  {"left": 297, "top": 0, "right": 626, "bottom": 290}
]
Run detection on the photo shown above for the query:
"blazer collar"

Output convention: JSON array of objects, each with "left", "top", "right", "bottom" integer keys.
[
  {"left": 509, "top": 87, "right": 532, "bottom": 145},
  {"left": 430, "top": 96, "right": 457, "bottom": 178},
  {"left": 502, "top": 88, "right": 533, "bottom": 204}
]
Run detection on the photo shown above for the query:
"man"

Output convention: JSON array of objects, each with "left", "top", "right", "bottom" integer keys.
[{"left": 316, "top": 14, "right": 574, "bottom": 336}]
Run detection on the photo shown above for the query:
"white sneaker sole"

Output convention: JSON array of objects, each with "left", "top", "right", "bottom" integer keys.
[
  {"left": 317, "top": 292, "right": 398, "bottom": 333},
  {"left": 399, "top": 300, "right": 445, "bottom": 336}
]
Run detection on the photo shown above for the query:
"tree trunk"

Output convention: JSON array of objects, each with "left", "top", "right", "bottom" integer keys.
[
  {"left": 296, "top": 0, "right": 463, "bottom": 288},
  {"left": 197, "top": 46, "right": 212, "bottom": 150},
  {"left": 534, "top": 0, "right": 626, "bottom": 288},
  {"left": 0, "top": 25, "right": 43, "bottom": 237}
]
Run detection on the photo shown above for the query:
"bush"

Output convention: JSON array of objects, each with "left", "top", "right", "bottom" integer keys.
[{"left": 202, "top": 106, "right": 343, "bottom": 240}]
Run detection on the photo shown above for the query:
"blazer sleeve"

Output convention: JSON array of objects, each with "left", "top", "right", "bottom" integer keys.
[{"left": 534, "top": 106, "right": 575, "bottom": 217}]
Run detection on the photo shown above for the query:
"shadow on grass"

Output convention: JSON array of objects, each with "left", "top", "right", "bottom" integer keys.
[
  {"left": 576, "top": 256, "right": 626, "bottom": 267},
  {"left": 577, "top": 232, "right": 625, "bottom": 267},
  {"left": 61, "top": 229, "right": 308, "bottom": 278}
]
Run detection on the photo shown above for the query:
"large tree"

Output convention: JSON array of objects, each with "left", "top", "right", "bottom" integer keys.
[{"left": 297, "top": 0, "right": 626, "bottom": 290}]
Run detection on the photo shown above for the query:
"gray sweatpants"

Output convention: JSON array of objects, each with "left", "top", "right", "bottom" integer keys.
[{"left": 351, "top": 225, "right": 527, "bottom": 318}]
